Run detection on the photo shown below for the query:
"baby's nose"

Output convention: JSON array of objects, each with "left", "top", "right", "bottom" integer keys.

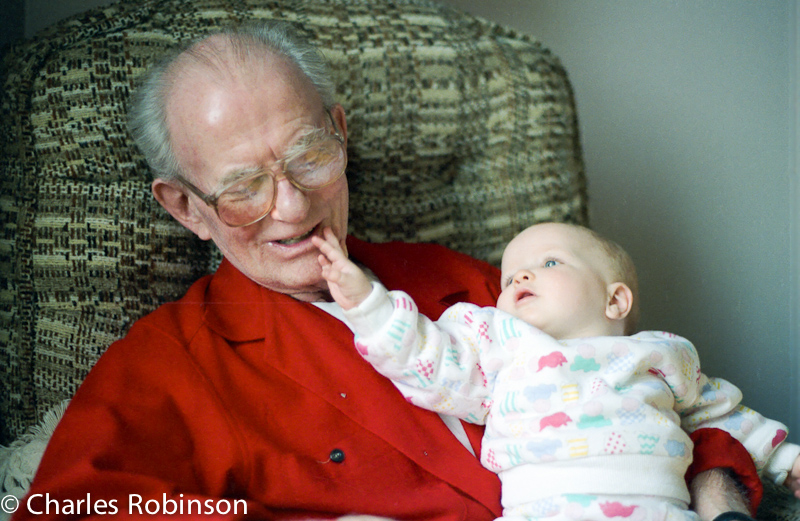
[{"left": 513, "top": 269, "right": 534, "bottom": 284}]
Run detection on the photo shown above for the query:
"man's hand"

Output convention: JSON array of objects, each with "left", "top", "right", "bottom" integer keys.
[
  {"left": 312, "top": 227, "right": 373, "bottom": 310},
  {"left": 690, "top": 468, "right": 753, "bottom": 521},
  {"left": 784, "top": 455, "right": 800, "bottom": 498}
]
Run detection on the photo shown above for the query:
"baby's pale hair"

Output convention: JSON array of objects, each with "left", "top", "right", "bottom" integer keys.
[{"left": 578, "top": 225, "right": 640, "bottom": 335}]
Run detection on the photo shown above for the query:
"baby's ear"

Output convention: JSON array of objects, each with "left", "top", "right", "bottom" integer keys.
[{"left": 605, "top": 282, "right": 633, "bottom": 321}]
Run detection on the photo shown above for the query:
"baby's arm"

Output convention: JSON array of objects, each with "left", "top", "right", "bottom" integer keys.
[
  {"left": 312, "top": 227, "right": 373, "bottom": 310},
  {"left": 641, "top": 333, "right": 799, "bottom": 491},
  {"left": 684, "top": 376, "right": 800, "bottom": 489},
  {"left": 313, "top": 228, "right": 492, "bottom": 420},
  {"left": 346, "top": 296, "right": 496, "bottom": 422}
]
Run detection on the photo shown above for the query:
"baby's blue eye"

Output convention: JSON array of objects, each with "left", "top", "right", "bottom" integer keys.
[{"left": 544, "top": 260, "right": 558, "bottom": 268}]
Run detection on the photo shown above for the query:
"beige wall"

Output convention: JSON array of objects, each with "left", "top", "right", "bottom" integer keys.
[{"left": 26, "top": 0, "right": 800, "bottom": 441}]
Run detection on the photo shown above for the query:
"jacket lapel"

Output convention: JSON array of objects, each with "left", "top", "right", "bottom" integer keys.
[
  {"left": 254, "top": 285, "right": 500, "bottom": 515},
  {"left": 202, "top": 258, "right": 267, "bottom": 341}
]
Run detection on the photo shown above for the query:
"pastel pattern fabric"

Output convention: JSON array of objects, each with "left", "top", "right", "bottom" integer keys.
[{"left": 344, "top": 284, "right": 798, "bottom": 520}]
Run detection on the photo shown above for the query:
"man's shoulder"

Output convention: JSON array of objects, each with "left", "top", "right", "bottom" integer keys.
[
  {"left": 121, "top": 272, "right": 214, "bottom": 345},
  {"left": 75, "top": 273, "right": 215, "bottom": 390}
]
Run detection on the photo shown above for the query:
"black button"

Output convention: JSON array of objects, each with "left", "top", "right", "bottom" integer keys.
[
  {"left": 712, "top": 513, "right": 755, "bottom": 521},
  {"left": 329, "top": 448, "right": 345, "bottom": 463}
]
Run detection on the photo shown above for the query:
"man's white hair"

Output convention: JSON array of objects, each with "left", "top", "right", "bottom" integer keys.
[{"left": 127, "top": 21, "right": 336, "bottom": 181}]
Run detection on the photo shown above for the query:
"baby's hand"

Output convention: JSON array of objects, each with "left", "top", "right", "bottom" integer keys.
[
  {"left": 785, "top": 454, "right": 800, "bottom": 499},
  {"left": 312, "top": 227, "right": 373, "bottom": 310}
]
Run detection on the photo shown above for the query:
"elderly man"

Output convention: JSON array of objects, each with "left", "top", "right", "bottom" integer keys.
[{"left": 16, "top": 22, "right": 759, "bottom": 521}]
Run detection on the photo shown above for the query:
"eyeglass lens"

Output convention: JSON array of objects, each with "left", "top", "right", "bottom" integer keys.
[{"left": 215, "top": 138, "right": 345, "bottom": 226}]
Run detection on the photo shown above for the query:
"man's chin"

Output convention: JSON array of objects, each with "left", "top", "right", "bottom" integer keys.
[{"left": 252, "top": 262, "right": 328, "bottom": 300}]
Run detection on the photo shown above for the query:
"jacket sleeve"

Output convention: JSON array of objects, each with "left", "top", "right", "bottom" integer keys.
[
  {"left": 13, "top": 321, "right": 267, "bottom": 521},
  {"left": 344, "top": 284, "right": 497, "bottom": 424},
  {"left": 687, "top": 428, "right": 764, "bottom": 515}
]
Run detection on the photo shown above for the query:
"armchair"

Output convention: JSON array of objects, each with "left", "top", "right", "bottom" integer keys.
[
  {"left": 6, "top": 1, "right": 793, "bottom": 520},
  {"left": 1, "top": 0, "right": 585, "bottom": 446}
]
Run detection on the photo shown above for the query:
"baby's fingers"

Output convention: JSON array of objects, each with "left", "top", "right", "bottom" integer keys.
[
  {"left": 311, "top": 236, "right": 340, "bottom": 264},
  {"left": 322, "top": 227, "right": 346, "bottom": 256},
  {"left": 318, "top": 254, "right": 343, "bottom": 282},
  {"left": 312, "top": 229, "right": 346, "bottom": 262}
]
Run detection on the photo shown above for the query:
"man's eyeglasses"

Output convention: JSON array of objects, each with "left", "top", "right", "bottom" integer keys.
[{"left": 175, "top": 109, "right": 346, "bottom": 227}]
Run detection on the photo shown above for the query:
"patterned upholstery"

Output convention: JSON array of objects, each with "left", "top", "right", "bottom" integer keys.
[{"left": 0, "top": 0, "right": 586, "bottom": 444}]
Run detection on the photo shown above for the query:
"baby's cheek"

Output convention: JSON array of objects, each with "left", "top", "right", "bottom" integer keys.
[{"left": 495, "top": 291, "right": 512, "bottom": 314}]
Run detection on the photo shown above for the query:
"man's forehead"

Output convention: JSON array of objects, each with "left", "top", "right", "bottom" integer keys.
[
  {"left": 165, "top": 43, "right": 320, "bottom": 123},
  {"left": 173, "top": 41, "right": 285, "bottom": 85}
]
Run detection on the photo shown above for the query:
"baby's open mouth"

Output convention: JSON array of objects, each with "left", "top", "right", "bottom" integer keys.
[{"left": 515, "top": 290, "right": 535, "bottom": 304}]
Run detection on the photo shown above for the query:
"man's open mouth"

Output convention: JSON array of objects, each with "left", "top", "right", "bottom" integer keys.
[{"left": 275, "top": 228, "right": 315, "bottom": 246}]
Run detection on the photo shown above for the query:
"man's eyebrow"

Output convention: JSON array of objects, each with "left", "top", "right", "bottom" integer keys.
[
  {"left": 216, "top": 122, "right": 330, "bottom": 188},
  {"left": 283, "top": 125, "right": 329, "bottom": 157},
  {"left": 218, "top": 166, "right": 264, "bottom": 189}
]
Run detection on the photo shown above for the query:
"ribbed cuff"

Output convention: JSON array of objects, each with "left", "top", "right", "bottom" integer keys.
[{"left": 342, "top": 282, "right": 396, "bottom": 338}]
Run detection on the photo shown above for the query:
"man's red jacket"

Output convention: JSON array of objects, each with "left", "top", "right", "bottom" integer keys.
[{"left": 17, "top": 238, "right": 760, "bottom": 520}]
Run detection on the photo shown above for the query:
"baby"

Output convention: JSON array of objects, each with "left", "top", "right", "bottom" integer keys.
[{"left": 313, "top": 222, "right": 800, "bottom": 521}]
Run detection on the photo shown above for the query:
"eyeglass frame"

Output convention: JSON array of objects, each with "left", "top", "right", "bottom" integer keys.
[{"left": 173, "top": 108, "right": 347, "bottom": 228}]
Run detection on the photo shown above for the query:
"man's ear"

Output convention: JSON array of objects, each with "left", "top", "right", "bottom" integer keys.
[
  {"left": 605, "top": 282, "right": 633, "bottom": 321},
  {"left": 330, "top": 103, "right": 348, "bottom": 147},
  {"left": 151, "top": 178, "right": 212, "bottom": 241}
]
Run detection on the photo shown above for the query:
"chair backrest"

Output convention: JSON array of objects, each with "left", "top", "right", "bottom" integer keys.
[{"left": 0, "top": 0, "right": 586, "bottom": 443}]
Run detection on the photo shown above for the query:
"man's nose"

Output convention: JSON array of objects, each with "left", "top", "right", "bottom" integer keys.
[
  {"left": 270, "top": 178, "right": 310, "bottom": 223},
  {"left": 513, "top": 269, "right": 534, "bottom": 285}
]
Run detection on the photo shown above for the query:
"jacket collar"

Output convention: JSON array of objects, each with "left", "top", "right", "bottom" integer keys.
[
  {"left": 345, "top": 236, "right": 476, "bottom": 317},
  {"left": 202, "top": 257, "right": 267, "bottom": 341},
  {"left": 202, "top": 236, "right": 475, "bottom": 341}
]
